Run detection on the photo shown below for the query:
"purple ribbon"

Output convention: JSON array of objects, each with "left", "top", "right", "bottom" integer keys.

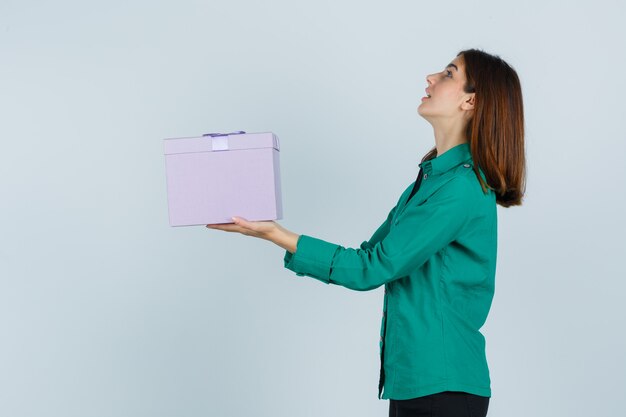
[{"left": 203, "top": 131, "right": 246, "bottom": 137}]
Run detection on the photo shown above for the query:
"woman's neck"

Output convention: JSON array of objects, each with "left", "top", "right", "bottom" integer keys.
[{"left": 432, "top": 122, "right": 469, "bottom": 155}]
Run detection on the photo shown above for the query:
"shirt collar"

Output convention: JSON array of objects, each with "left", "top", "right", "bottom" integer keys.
[{"left": 418, "top": 142, "right": 472, "bottom": 176}]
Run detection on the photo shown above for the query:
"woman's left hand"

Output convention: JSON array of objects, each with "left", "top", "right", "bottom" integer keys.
[
  {"left": 206, "top": 216, "right": 276, "bottom": 240},
  {"left": 206, "top": 217, "right": 300, "bottom": 253}
]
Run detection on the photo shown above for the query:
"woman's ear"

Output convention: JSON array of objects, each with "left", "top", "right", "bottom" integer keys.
[{"left": 462, "top": 93, "right": 476, "bottom": 110}]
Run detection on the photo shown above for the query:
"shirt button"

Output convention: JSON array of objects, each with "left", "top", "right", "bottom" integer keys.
[
  {"left": 463, "top": 163, "right": 470, "bottom": 168},
  {"left": 423, "top": 173, "right": 428, "bottom": 179}
]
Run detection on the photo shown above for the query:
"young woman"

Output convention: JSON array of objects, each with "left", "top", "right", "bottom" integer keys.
[{"left": 206, "top": 48, "right": 525, "bottom": 417}]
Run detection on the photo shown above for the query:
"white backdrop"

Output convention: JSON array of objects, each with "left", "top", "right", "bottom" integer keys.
[{"left": 1, "top": 1, "right": 625, "bottom": 416}]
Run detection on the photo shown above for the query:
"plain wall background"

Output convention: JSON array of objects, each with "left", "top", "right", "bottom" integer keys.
[{"left": 1, "top": 0, "right": 625, "bottom": 416}]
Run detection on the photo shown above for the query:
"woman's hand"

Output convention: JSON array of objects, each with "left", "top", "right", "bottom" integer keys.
[
  {"left": 206, "top": 216, "right": 300, "bottom": 253},
  {"left": 206, "top": 216, "right": 276, "bottom": 240}
]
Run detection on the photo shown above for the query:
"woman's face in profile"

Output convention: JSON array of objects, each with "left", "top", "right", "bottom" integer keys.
[{"left": 418, "top": 55, "right": 474, "bottom": 122}]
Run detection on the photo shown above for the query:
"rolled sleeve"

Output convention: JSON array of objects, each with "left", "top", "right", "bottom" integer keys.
[
  {"left": 284, "top": 203, "right": 398, "bottom": 283},
  {"left": 283, "top": 234, "right": 341, "bottom": 283}
]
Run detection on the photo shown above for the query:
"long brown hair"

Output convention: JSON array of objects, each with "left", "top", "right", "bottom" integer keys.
[{"left": 421, "top": 48, "right": 526, "bottom": 207}]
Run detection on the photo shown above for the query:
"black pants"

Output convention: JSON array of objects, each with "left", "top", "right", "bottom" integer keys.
[{"left": 389, "top": 391, "right": 489, "bottom": 417}]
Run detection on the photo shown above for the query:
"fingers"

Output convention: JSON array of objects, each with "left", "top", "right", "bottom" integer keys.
[
  {"left": 206, "top": 216, "right": 261, "bottom": 237},
  {"left": 232, "top": 216, "right": 254, "bottom": 230},
  {"left": 232, "top": 216, "right": 249, "bottom": 225},
  {"left": 206, "top": 217, "right": 249, "bottom": 233},
  {"left": 206, "top": 224, "right": 237, "bottom": 231},
  {"left": 207, "top": 217, "right": 238, "bottom": 227}
]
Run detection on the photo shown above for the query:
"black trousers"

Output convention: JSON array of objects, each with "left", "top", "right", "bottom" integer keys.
[{"left": 388, "top": 391, "right": 489, "bottom": 417}]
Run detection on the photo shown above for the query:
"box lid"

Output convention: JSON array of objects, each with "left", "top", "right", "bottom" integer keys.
[{"left": 163, "top": 131, "right": 280, "bottom": 155}]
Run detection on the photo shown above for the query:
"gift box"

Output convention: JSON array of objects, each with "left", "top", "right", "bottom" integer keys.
[{"left": 163, "top": 130, "right": 283, "bottom": 226}]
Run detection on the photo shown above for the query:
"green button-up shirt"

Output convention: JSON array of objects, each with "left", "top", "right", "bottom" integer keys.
[{"left": 283, "top": 142, "right": 497, "bottom": 400}]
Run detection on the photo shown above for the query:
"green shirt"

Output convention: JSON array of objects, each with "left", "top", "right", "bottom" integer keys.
[{"left": 283, "top": 142, "right": 497, "bottom": 400}]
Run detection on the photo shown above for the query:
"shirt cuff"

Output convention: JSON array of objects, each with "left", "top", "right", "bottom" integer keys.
[{"left": 283, "top": 234, "right": 341, "bottom": 284}]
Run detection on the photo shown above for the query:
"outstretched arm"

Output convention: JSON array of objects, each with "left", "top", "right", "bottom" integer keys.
[{"left": 206, "top": 177, "right": 477, "bottom": 292}]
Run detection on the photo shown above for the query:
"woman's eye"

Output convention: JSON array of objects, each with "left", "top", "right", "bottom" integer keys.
[{"left": 445, "top": 70, "right": 452, "bottom": 77}]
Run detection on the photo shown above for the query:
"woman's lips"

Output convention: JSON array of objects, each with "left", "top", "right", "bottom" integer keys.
[{"left": 421, "top": 96, "right": 430, "bottom": 101}]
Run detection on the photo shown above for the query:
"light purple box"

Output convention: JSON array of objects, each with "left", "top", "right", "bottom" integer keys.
[{"left": 163, "top": 131, "right": 283, "bottom": 226}]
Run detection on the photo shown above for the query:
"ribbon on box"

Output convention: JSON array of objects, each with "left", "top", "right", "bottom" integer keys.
[{"left": 202, "top": 131, "right": 246, "bottom": 151}]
